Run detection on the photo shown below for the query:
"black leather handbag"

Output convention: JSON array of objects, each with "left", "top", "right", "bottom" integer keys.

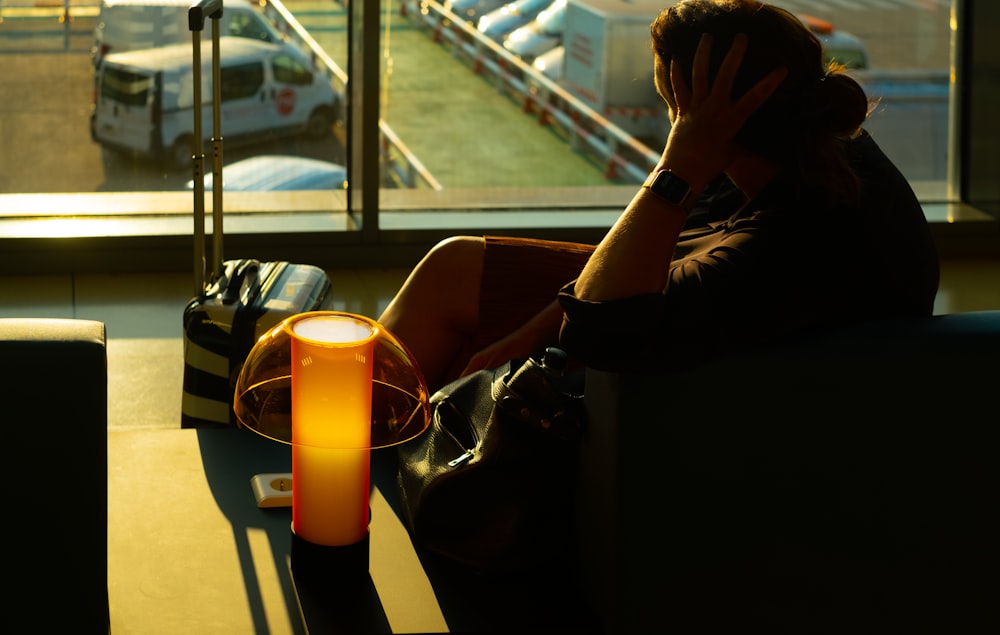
[{"left": 396, "top": 348, "right": 586, "bottom": 576}]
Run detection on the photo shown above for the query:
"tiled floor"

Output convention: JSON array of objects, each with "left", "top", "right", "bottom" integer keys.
[{"left": 1, "top": 259, "right": 998, "bottom": 431}]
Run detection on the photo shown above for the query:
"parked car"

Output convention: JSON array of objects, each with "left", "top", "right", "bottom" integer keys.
[
  {"left": 478, "top": 0, "right": 554, "bottom": 44},
  {"left": 185, "top": 155, "right": 347, "bottom": 191},
  {"left": 799, "top": 14, "right": 870, "bottom": 70},
  {"left": 503, "top": 0, "right": 565, "bottom": 61},
  {"left": 531, "top": 44, "right": 563, "bottom": 82}
]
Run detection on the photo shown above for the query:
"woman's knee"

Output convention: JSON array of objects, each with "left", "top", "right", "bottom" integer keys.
[
  {"left": 427, "top": 235, "right": 484, "bottom": 262},
  {"left": 420, "top": 236, "right": 485, "bottom": 281}
]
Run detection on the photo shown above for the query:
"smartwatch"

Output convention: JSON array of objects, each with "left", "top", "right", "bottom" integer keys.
[{"left": 642, "top": 170, "right": 695, "bottom": 210}]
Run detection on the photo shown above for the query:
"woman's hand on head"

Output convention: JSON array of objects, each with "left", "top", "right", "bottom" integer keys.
[{"left": 661, "top": 33, "right": 787, "bottom": 188}]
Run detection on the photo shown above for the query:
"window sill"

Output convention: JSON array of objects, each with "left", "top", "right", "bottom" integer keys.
[{"left": 1, "top": 189, "right": 996, "bottom": 273}]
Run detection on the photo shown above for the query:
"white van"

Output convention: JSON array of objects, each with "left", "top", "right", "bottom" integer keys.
[
  {"left": 91, "top": 37, "right": 343, "bottom": 168},
  {"left": 799, "top": 14, "right": 870, "bottom": 70},
  {"left": 91, "top": 0, "right": 287, "bottom": 67}
]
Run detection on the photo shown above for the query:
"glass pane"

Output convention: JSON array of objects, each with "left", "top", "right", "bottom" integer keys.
[
  {"left": 384, "top": 0, "right": 656, "bottom": 218},
  {"left": 386, "top": 0, "right": 953, "bottom": 212},
  {"left": 0, "top": 0, "right": 960, "bottom": 232},
  {"left": 0, "top": 0, "right": 347, "bottom": 205}
]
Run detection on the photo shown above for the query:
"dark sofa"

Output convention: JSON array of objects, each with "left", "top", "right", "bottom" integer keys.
[
  {"left": 578, "top": 310, "right": 1000, "bottom": 634},
  {"left": 1, "top": 318, "right": 108, "bottom": 632}
]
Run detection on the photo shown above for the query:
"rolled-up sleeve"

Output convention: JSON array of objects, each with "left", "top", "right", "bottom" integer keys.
[
  {"left": 558, "top": 282, "right": 672, "bottom": 372},
  {"left": 557, "top": 134, "right": 940, "bottom": 375},
  {"left": 557, "top": 212, "right": 783, "bottom": 373}
]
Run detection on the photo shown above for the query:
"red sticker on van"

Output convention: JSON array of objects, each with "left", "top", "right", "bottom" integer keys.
[{"left": 276, "top": 88, "right": 296, "bottom": 116}]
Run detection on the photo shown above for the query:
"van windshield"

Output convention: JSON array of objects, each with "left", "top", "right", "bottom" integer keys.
[
  {"left": 227, "top": 12, "right": 274, "bottom": 41},
  {"left": 826, "top": 49, "right": 868, "bottom": 70},
  {"left": 101, "top": 68, "right": 153, "bottom": 106}
]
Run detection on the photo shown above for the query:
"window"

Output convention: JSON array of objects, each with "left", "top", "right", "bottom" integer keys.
[
  {"left": 0, "top": 0, "right": 996, "bottom": 274},
  {"left": 221, "top": 62, "right": 265, "bottom": 102},
  {"left": 227, "top": 12, "right": 273, "bottom": 41},
  {"left": 100, "top": 68, "right": 152, "bottom": 107},
  {"left": 273, "top": 53, "right": 313, "bottom": 86}
]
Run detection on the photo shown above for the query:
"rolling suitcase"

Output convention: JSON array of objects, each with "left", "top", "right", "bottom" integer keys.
[{"left": 181, "top": 0, "right": 332, "bottom": 428}]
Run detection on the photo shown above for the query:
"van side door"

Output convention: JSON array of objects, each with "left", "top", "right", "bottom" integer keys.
[
  {"left": 216, "top": 61, "right": 270, "bottom": 141},
  {"left": 266, "top": 52, "right": 336, "bottom": 131}
]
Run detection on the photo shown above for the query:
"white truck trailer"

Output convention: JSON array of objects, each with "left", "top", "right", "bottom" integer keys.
[{"left": 560, "top": 0, "right": 668, "bottom": 142}]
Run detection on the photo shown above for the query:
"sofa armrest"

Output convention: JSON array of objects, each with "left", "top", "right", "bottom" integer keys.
[
  {"left": 578, "top": 311, "right": 1000, "bottom": 633},
  {"left": 0, "top": 318, "right": 108, "bottom": 631}
]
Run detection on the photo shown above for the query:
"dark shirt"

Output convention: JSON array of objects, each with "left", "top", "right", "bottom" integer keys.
[{"left": 558, "top": 130, "right": 940, "bottom": 372}]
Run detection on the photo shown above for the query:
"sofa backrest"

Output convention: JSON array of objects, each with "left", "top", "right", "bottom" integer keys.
[
  {"left": 579, "top": 310, "right": 1000, "bottom": 634},
  {"left": 0, "top": 318, "right": 108, "bottom": 632}
]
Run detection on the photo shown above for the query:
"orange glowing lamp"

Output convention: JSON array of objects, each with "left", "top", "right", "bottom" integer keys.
[{"left": 233, "top": 312, "right": 430, "bottom": 578}]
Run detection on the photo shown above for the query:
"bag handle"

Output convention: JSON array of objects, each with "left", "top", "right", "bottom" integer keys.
[
  {"left": 493, "top": 348, "right": 585, "bottom": 441},
  {"left": 189, "top": 0, "right": 225, "bottom": 294}
]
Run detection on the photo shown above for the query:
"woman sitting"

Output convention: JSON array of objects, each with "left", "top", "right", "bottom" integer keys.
[{"left": 378, "top": 0, "right": 939, "bottom": 390}]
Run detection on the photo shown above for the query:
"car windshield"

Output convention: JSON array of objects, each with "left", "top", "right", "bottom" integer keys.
[
  {"left": 826, "top": 48, "right": 868, "bottom": 70},
  {"left": 508, "top": 0, "right": 552, "bottom": 18}
]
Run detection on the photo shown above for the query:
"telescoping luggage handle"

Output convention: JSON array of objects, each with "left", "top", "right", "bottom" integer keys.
[{"left": 189, "top": 0, "right": 225, "bottom": 295}]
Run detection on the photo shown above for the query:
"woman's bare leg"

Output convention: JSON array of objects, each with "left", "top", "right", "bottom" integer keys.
[{"left": 378, "top": 236, "right": 485, "bottom": 391}]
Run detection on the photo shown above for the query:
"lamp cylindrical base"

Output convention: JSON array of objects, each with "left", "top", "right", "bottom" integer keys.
[{"left": 290, "top": 525, "right": 370, "bottom": 585}]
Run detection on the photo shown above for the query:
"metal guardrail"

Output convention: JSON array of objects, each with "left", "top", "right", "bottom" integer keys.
[
  {"left": 0, "top": 0, "right": 100, "bottom": 51},
  {"left": 0, "top": 0, "right": 99, "bottom": 18},
  {"left": 400, "top": 0, "right": 660, "bottom": 184},
  {"left": 260, "top": 0, "right": 442, "bottom": 190}
]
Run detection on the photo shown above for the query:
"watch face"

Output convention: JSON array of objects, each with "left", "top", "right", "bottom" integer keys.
[{"left": 649, "top": 171, "right": 691, "bottom": 203}]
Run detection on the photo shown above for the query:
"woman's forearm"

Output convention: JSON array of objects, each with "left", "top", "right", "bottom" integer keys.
[{"left": 573, "top": 186, "right": 692, "bottom": 301}]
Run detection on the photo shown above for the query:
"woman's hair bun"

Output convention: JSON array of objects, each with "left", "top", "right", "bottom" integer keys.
[{"left": 818, "top": 72, "right": 870, "bottom": 137}]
